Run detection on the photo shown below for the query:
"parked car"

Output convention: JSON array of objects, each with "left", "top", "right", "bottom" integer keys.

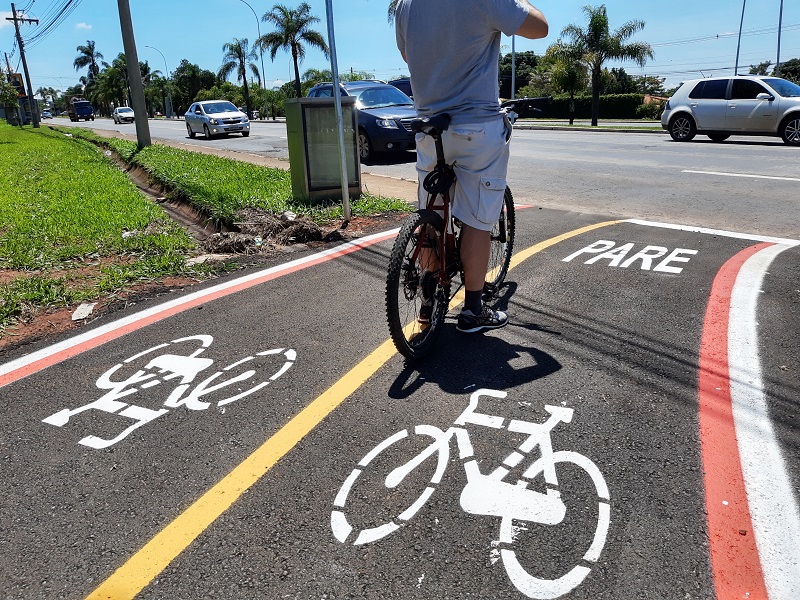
[
  {"left": 661, "top": 75, "right": 800, "bottom": 145},
  {"left": 112, "top": 106, "right": 135, "bottom": 124},
  {"left": 388, "top": 77, "right": 413, "bottom": 99},
  {"left": 40, "top": 110, "right": 52, "bottom": 119},
  {"left": 307, "top": 80, "right": 417, "bottom": 162},
  {"left": 185, "top": 100, "right": 250, "bottom": 139}
]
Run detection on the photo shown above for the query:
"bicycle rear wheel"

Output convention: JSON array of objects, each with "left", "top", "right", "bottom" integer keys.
[
  {"left": 485, "top": 186, "right": 516, "bottom": 292},
  {"left": 386, "top": 210, "right": 449, "bottom": 359}
]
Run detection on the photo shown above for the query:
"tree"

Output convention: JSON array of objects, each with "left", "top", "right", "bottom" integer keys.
[
  {"left": 499, "top": 51, "right": 540, "bottom": 99},
  {"left": 1, "top": 78, "right": 21, "bottom": 125},
  {"left": 560, "top": 5, "right": 653, "bottom": 126},
  {"left": 196, "top": 81, "right": 245, "bottom": 107},
  {"left": 219, "top": 38, "right": 260, "bottom": 118},
  {"left": 258, "top": 2, "right": 330, "bottom": 98},
  {"left": 632, "top": 74, "right": 666, "bottom": 96},
  {"left": 264, "top": 87, "right": 287, "bottom": 119},
  {"left": 749, "top": 61, "right": 773, "bottom": 76},
  {"left": 388, "top": 0, "right": 398, "bottom": 23},
  {"left": 73, "top": 40, "right": 104, "bottom": 80},
  {"left": 302, "top": 67, "right": 374, "bottom": 91},
  {"left": 775, "top": 58, "right": 800, "bottom": 84},
  {"left": 172, "top": 60, "right": 217, "bottom": 113},
  {"left": 602, "top": 67, "right": 636, "bottom": 94},
  {"left": 546, "top": 41, "right": 589, "bottom": 124}
]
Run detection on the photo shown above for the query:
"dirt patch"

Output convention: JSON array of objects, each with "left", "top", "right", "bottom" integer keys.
[{"left": 0, "top": 213, "right": 407, "bottom": 355}]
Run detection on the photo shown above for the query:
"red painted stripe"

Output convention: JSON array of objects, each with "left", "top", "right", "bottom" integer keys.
[
  {"left": 698, "top": 242, "right": 772, "bottom": 600},
  {"left": 0, "top": 232, "right": 397, "bottom": 389}
]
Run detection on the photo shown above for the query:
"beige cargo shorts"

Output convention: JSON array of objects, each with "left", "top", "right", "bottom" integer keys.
[{"left": 415, "top": 115, "right": 511, "bottom": 232}]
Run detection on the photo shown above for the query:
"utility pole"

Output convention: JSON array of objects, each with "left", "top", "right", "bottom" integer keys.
[
  {"left": 734, "top": 0, "right": 747, "bottom": 76},
  {"left": 7, "top": 3, "right": 39, "bottom": 127},
  {"left": 777, "top": 0, "right": 784, "bottom": 74},
  {"left": 117, "top": 0, "right": 151, "bottom": 148}
]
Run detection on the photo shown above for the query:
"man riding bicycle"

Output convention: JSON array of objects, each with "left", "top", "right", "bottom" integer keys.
[{"left": 395, "top": 0, "right": 548, "bottom": 333}]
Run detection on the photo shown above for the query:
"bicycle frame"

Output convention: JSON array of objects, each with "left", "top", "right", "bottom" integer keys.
[
  {"left": 386, "top": 389, "right": 572, "bottom": 525},
  {"left": 409, "top": 128, "right": 459, "bottom": 291}
]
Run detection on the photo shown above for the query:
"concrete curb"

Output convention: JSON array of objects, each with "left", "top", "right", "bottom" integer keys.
[{"left": 515, "top": 124, "right": 666, "bottom": 134}]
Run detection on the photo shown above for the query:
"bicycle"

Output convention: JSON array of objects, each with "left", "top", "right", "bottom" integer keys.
[
  {"left": 331, "top": 388, "right": 610, "bottom": 599},
  {"left": 385, "top": 103, "right": 535, "bottom": 359},
  {"left": 41, "top": 335, "right": 296, "bottom": 449}
]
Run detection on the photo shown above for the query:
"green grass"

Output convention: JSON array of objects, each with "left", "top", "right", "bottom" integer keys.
[
  {"left": 0, "top": 122, "right": 409, "bottom": 335},
  {"left": 0, "top": 124, "right": 202, "bottom": 331},
  {"left": 59, "top": 127, "right": 410, "bottom": 225}
]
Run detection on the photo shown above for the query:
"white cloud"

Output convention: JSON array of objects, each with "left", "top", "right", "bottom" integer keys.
[
  {"left": 76, "top": 22, "right": 92, "bottom": 30},
  {"left": 0, "top": 12, "right": 14, "bottom": 28}
]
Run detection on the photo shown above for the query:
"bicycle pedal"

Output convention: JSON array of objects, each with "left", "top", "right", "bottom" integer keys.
[{"left": 482, "top": 282, "right": 499, "bottom": 299}]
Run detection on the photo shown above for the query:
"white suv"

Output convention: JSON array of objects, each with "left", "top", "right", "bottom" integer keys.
[{"left": 661, "top": 75, "right": 800, "bottom": 145}]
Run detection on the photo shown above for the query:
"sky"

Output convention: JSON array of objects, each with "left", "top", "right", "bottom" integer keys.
[{"left": 1, "top": 0, "right": 798, "bottom": 96}]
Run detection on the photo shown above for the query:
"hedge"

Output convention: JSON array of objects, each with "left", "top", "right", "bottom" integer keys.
[{"left": 520, "top": 94, "right": 649, "bottom": 120}]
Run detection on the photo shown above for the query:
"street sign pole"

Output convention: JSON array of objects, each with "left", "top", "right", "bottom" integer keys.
[{"left": 325, "top": 0, "right": 351, "bottom": 223}]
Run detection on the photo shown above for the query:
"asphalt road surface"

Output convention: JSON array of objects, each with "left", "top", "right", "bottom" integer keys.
[{"left": 2, "top": 120, "right": 799, "bottom": 600}]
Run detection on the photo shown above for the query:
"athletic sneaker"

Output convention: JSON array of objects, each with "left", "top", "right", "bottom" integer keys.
[{"left": 456, "top": 306, "right": 508, "bottom": 333}]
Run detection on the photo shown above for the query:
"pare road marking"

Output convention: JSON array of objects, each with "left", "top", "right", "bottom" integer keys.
[{"left": 562, "top": 240, "right": 698, "bottom": 273}]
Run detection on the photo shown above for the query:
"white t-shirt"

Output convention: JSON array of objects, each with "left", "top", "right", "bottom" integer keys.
[{"left": 395, "top": 0, "right": 529, "bottom": 124}]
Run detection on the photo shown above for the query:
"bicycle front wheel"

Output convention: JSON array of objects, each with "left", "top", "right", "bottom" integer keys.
[
  {"left": 386, "top": 210, "right": 449, "bottom": 359},
  {"left": 331, "top": 425, "right": 449, "bottom": 546},
  {"left": 486, "top": 186, "right": 516, "bottom": 292}
]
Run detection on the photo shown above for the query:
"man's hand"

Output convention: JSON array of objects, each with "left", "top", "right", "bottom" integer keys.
[{"left": 515, "top": 2, "right": 548, "bottom": 40}]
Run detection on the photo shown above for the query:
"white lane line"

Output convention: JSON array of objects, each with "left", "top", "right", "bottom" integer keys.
[
  {"left": 683, "top": 170, "right": 800, "bottom": 183},
  {"left": 730, "top": 243, "right": 800, "bottom": 599},
  {"left": 0, "top": 229, "right": 399, "bottom": 387},
  {"left": 626, "top": 219, "right": 800, "bottom": 246}
]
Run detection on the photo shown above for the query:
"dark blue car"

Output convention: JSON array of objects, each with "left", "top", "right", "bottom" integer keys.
[{"left": 307, "top": 80, "right": 417, "bottom": 162}]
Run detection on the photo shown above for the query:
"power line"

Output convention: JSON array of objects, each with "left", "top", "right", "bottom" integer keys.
[
  {"left": 24, "top": 0, "right": 85, "bottom": 49},
  {"left": 650, "top": 22, "right": 800, "bottom": 48}
]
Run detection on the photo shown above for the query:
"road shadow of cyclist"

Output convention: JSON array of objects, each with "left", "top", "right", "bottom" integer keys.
[{"left": 388, "top": 322, "right": 562, "bottom": 401}]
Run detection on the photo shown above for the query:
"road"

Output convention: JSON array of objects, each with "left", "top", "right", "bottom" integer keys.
[
  {"left": 56, "top": 116, "right": 800, "bottom": 238},
  {"left": 2, "top": 119, "right": 799, "bottom": 600}
]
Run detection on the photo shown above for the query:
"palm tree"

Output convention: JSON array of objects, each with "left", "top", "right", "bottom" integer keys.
[
  {"left": 257, "top": 3, "right": 329, "bottom": 98},
  {"left": 388, "top": 0, "right": 399, "bottom": 23},
  {"left": 560, "top": 5, "right": 653, "bottom": 126},
  {"left": 546, "top": 41, "right": 589, "bottom": 125},
  {"left": 73, "top": 40, "right": 105, "bottom": 81},
  {"left": 219, "top": 38, "right": 260, "bottom": 118}
]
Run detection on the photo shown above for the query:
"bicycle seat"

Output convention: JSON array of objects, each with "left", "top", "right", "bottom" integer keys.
[{"left": 409, "top": 114, "right": 451, "bottom": 135}]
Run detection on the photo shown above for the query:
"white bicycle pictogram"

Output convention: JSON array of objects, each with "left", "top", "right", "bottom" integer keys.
[
  {"left": 331, "top": 389, "right": 610, "bottom": 599},
  {"left": 42, "top": 335, "right": 296, "bottom": 449}
]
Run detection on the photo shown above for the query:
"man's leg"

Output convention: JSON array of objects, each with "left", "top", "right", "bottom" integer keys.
[
  {"left": 457, "top": 223, "right": 507, "bottom": 333},
  {"left": 460, "top": 224, "right": 491, "bottom": 303}
]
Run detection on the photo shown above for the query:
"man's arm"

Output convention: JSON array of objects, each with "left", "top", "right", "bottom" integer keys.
[{"left": 515, "top": 2, "right": 548, "bottom": 40}]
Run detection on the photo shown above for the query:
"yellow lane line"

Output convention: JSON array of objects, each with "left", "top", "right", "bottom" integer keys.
[{"left": 86, "top": 218, "right": 621, "bottom": 600}]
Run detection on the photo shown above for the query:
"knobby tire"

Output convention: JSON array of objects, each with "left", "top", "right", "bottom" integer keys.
[
  {"left": 386, "top": 210, "right": 448, "bottom": 360},
  {"left": 485, "top": 187, "right": 516, "bottom": 291}
]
